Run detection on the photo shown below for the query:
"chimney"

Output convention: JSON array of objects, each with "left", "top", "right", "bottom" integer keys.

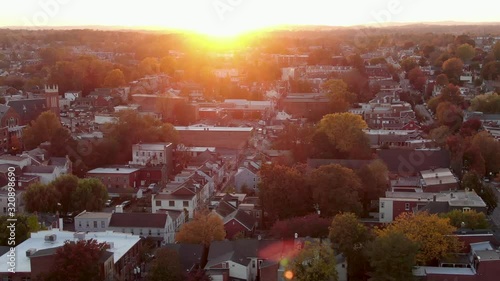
[
  {"left": 59, "top": 218, "right": 63, "bottom": 231},
  {"left": 115, "top": 205, "right": 123, "bottom": 213}
]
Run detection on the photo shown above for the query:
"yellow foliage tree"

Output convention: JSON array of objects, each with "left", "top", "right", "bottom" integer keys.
[
  {"left": 317, "top": 113, "right": 369, "bottom": 155},
  {"left": 175, "top": 210, "right": 226, "bottom": 247},
  {"left": 375, "top": 212, "right": 462, "bottom": 265}
]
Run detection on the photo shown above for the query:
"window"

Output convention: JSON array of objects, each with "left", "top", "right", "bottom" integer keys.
[
  {"left": 169, "top": 201, "right": 175, "bottom": 207},
  {"left": 183, "top": 201, "right": 189, "bottom": 207},
  {"left": 86, "top": 221, "right": 89, "bottom": 228},
  {"left": 93, "top": 221, "right": 97, "bottom": 228},
  {"left": 463, "top": 207, "right": 471, "bottom": 212},
  {"left": 101, "top": 221, "right": 105, "bottom": 228},
  {"left": 148, "top": 230, "right": 152, "bottom": 235},
  {"left": 380, "top": 202, "right": 385, "bottom": 208},
  {"left": 156, "top": 201, "right": 161, "bottom": 207},
  {"left": 380, "top": 213, "right": 385, "bottom": 219},
  {"left": 78, "top": 221, "right": 82, "bottom": 227},
  {"left": 404, "top": 203, "right": 410, "bottom": 211},
  {"left": 159, "top": 152, "right": 163, "bottom": 157},
  {"left": 252, "top": 261, "right": 256, "bottom": 268}
]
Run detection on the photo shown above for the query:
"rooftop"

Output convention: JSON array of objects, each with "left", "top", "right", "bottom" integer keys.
[
  {"left": 383, "top": 191, "right": 486, "bottom": 207},
  {"left": 87, "top": 167, "right": 140, "bottom": 174},
  {"left": 174, "top": 126, "right": 253, "bottom": 132},
  {"left": 75, "top": 211, "right": 112, "bottom": 220},
  {"left": 0, "top": 230, "right": 140, "bottom": 273}
]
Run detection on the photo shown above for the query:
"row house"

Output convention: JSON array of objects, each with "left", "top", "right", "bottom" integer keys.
[
  {"left": 74, "top": 210, "right": 177, "bottom": 245},
  {"left": 152, "top": 182, "right": 200, "bottom": 219},
  {"left": 414, "top": 241, "right": 500, "bottom": 281},
  {"left": 0, "top": 230, "right": 141, "bottom": 281},
  {"left": 379, "top": 190, "right": 487, "bottom": 223},
  {"left": 86, "top": 167, "right": 141, "bottom": 197}
]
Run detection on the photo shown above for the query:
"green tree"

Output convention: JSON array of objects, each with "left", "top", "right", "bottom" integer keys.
[
  {"left": 470, "top": 93, "right": 500, "bottom": 114},
  {"left": 103, "top": 68, "right": 126, "bottom": 87},
  {"left": 317, "top": 113, "right": 370, "bottom": 159},
  {"left": 72, "top": 178, "right": 108, "bottom": 212},
  {"left": 329, "top": 213, "right": 370, "bottom": 280},
  {"left": 440, "top": 209, "right": 489, "bottom": 230},
  {"left": 471, "top": 131, "right": 500, "bottom": 175},
  {"left": 52, "top": 174, "right": 79, "bottom": 213},
  {"left": 48, "top": 127, "right": 74, "bottom": 157},
  {"left": 22, "top": 110, "right": 62, "bottom": 150},
  {"left": 175, "top": 210, "right": 225, "bottom": 247},
  {"left": 442, "top": 58, "right": 464, "bottom": 84},
  {"left": 456, "top": 43, "right": 475, "bottom": 63},
  {"left": 321, "top": 79, "right": 356, "bottom": 113},
  {"left": 310, "top": 164, "right": 362, "bottom": 216},
  {"left": 148, "top": 248, "right": 184, "bottom": 281},
  {"left": 357, "top": 160, "right": 389, "bottom": 210},
  {"left": 367, "top": 231, "right": 418, "bottom": 281},
  {"left": 289, "top": 241, "right": 338, "bottom": 281},
  {"left": 480, "top": 61, "right": 500, "bottom": 80},
  {"left": 104, "top": 110, "right": 179, "bottom": 163},
  {"left": 462, "top": 171, "right": 497, "bottom": 213},
  {"left": 138, "top": 57, "right": 159, "bottom": 76},
  {"left": 259, "top": 164, "right": 311, "bottom": 222},
  {"left": 400, "top": 57, "right": 418, "bottom": 73},
  {"left": 375, "top": 212, "right": 462, "bottom": 265},
  {"left": 160, "top": 56, "right": 176, "bottom": 75},
  {"left": 0, "top": 215, "right": 41, "bottom": 246},
  {"left": 23, "top": 183, "right": 60, "bottom": 213},
  {"left": 44, "top": 239, "right": 107, "bottom": 281},
  {"left": 429, "top": 125, "right": 452, "bottom": 147}
]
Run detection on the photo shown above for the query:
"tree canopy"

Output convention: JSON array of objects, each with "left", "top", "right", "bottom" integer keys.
[
  {"left": 367, "top": 231, "right": 419, "bottom": 281},
  {"left": 148, "top": 248, "right": 184, "bottom": 281},
  {"left": 375, "top": 212, "right": 462, "bottom": 265},
  {"left": 259, "top": 164, "right": 311, "bottom": 222},
  {"left": 329, "top": 213, "right": 370, "bottom": 280},
  {"left": 23, "top": 175, "right": 108, "bottom": 213},
  {"left": 288, "top": 241, "right": 338, "bottom": 281},
  {"left": 440, "top": 209, "right": 489, "bottom": 230},
  {"left": 175, "top": 210, "right": 225, "bottom": 247},
  {"left": 316, "top": 113, "right": 370, "bottom": 159},
  {"left": 310, "top": 164, "right": 363, "bottom": 216},
  {"left": 22, "top": 110, "right": 62, "bottom": 150},
  {"left": 470, "top": 93, "right": 500, "bottom": 114}
]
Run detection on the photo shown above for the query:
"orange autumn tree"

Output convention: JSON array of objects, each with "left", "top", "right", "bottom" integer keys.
[
  {"left": 175, "top": 210, "right": 225, "bottom": 247},
  {"left": 375, "top": 212, "right": 462, "bottom": 265}
]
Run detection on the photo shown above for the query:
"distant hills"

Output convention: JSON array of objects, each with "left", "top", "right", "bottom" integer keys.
[{"left": 2, "top": 22, "right": 500, "bottom": 35}]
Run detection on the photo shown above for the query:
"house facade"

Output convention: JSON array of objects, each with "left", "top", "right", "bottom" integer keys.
[
  {"left": 86, "top": 167, "right": 141, "bottom": 189},
  {"left": 74, "top": 211, "right": 112, "bottom": 232},
  {"left": 108, "top": 212, "right": 175, "bottom": 244}
]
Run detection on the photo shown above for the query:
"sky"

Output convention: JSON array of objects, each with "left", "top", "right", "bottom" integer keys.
[{"left": 1, "top": 0, "right": 499, "bottom": 36}]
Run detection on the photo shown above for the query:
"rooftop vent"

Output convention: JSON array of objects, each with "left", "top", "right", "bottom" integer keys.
[
  {"left": 26, "top": 248, "right": 37, "bottom": 257},
  {"left": 44, "top": 234, "right": 57, "bottom": 242},
  {"left": 74, "top": 232, "right": 86, "bottom": 241}
]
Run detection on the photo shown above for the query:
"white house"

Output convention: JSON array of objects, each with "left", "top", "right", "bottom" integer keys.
[
  {"left": 108, "top": 212, "right": 176, "bottom": 244},
  {"left": 74, "top": 211, "right": 112, "bottom": 232},
  {"left": 129, "top": 143, "right": 173, "bottom": 167},
  {"left": 23, "top": 165, "right": 65, "bottom": 185},
  {"left": 234, "top": 161, "right": 260, "bottom": 192}
]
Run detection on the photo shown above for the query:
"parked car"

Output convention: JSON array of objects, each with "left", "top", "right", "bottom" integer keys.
[{"left": 105, "top": 199, "right": 113, "bottom": 207}]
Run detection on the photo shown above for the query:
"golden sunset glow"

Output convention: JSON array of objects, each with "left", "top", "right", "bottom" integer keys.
[{"left": 2, "top": 0, "right": 499, "bottom": 34}]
